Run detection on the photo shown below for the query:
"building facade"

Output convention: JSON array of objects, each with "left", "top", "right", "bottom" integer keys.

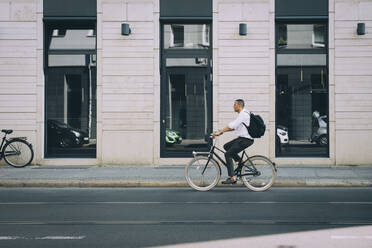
[{"left": 0, "top": 0, "right": 371, "bottom": 166}]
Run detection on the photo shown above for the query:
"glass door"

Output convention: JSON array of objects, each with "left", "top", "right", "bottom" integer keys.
[
  {"left": 275, "top": 21, "right": 328, "bottom": 157},
  {"left": 161, "top": 58, "right": 212, "bottom": 156},
  {"left": 45, "top": 22, "right": 97, "bottom": 157},
  {"left": 276, "top": 66, "right": 328, "bottom": 156},
  {"left": 160, "top": 23, "right": 212, "bottom": 157}
]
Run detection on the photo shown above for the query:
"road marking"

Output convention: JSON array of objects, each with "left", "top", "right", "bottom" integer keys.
[
  {"left": 331, "top": 235, "right": 372, "bottom": 239},
  {"left": 35, "top": 236, "right": 86, "bottom": 240},
  {"left": 0, "top": 201, "right": 372, "bottom": 205},
  {"left": 0, "top": 236, "right": 85, "bottom": 240},
  {"left": 0, "top": 236, "right": 20, "bottom": 240},
  {"left": 0, "top": 220, "right": 372, "bottom": 226}
]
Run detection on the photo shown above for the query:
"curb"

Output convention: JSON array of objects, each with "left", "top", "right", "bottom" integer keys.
[
  {"left": 273, "top": 181, "right": 372, "bottom": 187},
  {"left": 0, "top": 181, "right": 188, "bottom": 188},
  {"left": 0, "top": 180, "right": 371, "bottom": 188}
]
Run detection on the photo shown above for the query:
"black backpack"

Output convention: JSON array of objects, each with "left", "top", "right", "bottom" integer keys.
[{"left": 243, "top": 112, "right": 266, "bottom": 138}]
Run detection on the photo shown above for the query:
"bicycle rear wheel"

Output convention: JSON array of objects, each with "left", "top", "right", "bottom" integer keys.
[
  {"left": 185, "top": 156, "right": 221, "bottom": 191},
  {"left": 241, "top": 155, "right": 276, "bottom": 191},
  {"left": 3, "top": 139, "right": 34, "bottom": 168}
]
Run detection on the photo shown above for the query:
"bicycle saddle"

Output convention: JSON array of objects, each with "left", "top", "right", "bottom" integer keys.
[{"left": 1, "top": 129, "right": 13, "bottom": 134}]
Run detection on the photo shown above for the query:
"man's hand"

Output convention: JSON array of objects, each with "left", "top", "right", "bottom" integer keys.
[
  {"left": 212, "top": 126, "right": 234, "bottom": 139},
  {"left": 212, "top": 131, "right": 222, "bottom": 139}
]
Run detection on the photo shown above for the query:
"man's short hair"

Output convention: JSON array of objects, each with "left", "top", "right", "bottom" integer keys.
[{"left": 235, "top": 99, "right": 245, "bottom": 108}]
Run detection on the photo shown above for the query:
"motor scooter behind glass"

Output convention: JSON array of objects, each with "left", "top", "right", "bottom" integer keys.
[{"left": 311, "top": 111, "right": 328, "bottom": 147}]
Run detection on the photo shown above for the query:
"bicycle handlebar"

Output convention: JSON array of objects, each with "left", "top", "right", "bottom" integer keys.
[{"left": 210, "top": 133, "right": 218, "bottom": 146}]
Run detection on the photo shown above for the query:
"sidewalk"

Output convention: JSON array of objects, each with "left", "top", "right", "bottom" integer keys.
[{"left": 0, "top": 164, "right": 372, "bottom": 187}]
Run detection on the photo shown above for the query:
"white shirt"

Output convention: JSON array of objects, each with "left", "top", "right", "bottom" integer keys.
[{"left": 228, "top": 109, "right": 252, "bottom": 139}]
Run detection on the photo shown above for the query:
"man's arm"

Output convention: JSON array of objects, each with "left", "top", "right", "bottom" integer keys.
[{"left": 212, "top": 126, "right": 234, "bottom": 138}]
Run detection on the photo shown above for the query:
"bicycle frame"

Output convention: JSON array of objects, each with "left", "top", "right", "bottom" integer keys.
[
  {"left": 0, "top": 135, "right": 7, "bottom": 159},
  {"left": 192, "top": 138, "right": 257, "bottom": 177},
  {"left": 0, "top": 134, "right": 28, "bottom": 160}
]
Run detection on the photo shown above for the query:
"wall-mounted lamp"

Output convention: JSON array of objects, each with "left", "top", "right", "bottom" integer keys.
[
  {"left": 357, "top": 23, "right": 365, "bottom": 35},
  {"left": 239, "top": 23, "right": 247, "bottom": 36},
  {"left": 121, "top": 23, "right": 131, "bottom": 36}
]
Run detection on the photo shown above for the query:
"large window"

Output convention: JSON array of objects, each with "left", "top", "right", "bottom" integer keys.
[
  {"left": 275, "top": 22, "right": 328, "bottom": 157},
  {"left": 161, "top": 23, "right": 212, "bottom": 157},
  {"left": 45, "top": 21, "right": 96, "bottom": 157},
  {"left": 164, "top": 24, "right": 210, "bottom": 49},
  {"left": 277, "top": 24, "right": 326, "bottom": 49}
]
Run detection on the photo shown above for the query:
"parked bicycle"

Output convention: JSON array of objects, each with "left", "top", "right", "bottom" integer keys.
[
  {"left": 0, "top": 129, "right": 34, "bottom": 168},
  {"left": 185, "top": 136, "right": 277, "bottom": 191}
]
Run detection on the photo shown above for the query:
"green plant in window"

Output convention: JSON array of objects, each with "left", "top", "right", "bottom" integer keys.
[{"left": 278, "top": 37, "right": 287, "bottom": 46}]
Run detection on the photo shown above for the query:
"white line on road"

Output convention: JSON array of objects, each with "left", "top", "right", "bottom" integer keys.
[
  {"left": 0, "top": 201, "right": 372, "bottom": 205},
  {"left": 0, "top": 236, "right": 20, "bottom": 240},
  {"left": 0, "top": 236, "right": 86, "bottom": 240},
  {"left": 1, "top": 220, "right": 372, "bottom": 226},
  {"left": 331, "top": 235, "right": 372, "bottom": 239},
  {"left": 35, "top": 236, "right": 86, "bottom": 240}
]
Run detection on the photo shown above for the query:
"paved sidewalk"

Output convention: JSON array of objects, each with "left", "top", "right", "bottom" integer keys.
[{"left": 0, "top": 164, "right": 371, "bottom": 187}]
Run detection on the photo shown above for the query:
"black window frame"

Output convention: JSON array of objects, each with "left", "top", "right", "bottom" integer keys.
[
  {"left": 275, "top": 20, "right": 328, "bottom": 54},
  {"left": 160, "top": 20, "right": 213, "bottom": 158},
  {"left": 44, "top": 19, "right": 97, "bottom": 158},
  {"left": 275, "top": 19, "right": 330, "bottom": 158}
]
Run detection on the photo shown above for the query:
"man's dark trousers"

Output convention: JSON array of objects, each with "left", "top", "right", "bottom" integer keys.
[{"left": 223, "top": 137, "right": 254, "bottom": 177}]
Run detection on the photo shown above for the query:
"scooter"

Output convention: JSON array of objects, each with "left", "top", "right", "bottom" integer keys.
[
  {"left": 165, "top": 129, "right": 182, "bottom": 145},
  {"left": 311, "top": 111, "right": 328, "bottom": 147}
]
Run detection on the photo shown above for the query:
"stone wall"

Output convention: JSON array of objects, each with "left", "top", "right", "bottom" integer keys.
[
  {"left": 0, "top": 0, "right": 41, "bottom": 164},
  {"left": 99, "top": 0, "right": 158, "bottom": 164},
  {"left": 334, "top": 0, "right": 372, "bottom": 164}
]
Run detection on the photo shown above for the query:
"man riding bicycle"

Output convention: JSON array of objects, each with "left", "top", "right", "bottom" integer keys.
[{"left": 212, "top": 99, "right": 254, "bottom": 184}]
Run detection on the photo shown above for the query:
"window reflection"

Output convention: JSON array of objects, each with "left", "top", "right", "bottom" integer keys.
[
  {"left": 276, "top": 67, "right": 328, "bottom": 157},
  {"left": 46, "top": 25, "right": 96, "bottom": 157},
  {"left": 49, "top": 29, "right": 96, "bottom": 50},
  {"left": 276, "top": 22, "right": 328, "bottom": 157},
  {"left": 164, "top": 58, "right": 210, "bottom": 152},
  {"left": 277, "top": 24, "right": 326, "bottom": 50},
  {"left": 164, "top": 24, "right": 210, "bottom": 49}
]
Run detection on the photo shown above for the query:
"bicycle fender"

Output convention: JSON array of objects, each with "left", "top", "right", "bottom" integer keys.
[
  {"left": 8, "top": 137, "right": 28, "bottom": 141},
  {"left": 7, "top": 138, "right": 32, "bottom": 147}
]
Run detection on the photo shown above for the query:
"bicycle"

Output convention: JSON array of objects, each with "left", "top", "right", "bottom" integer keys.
[
  {"left": 185, "top": 136, "right": 277, "bottom": 191},
  {"left": 0, "top": 129, "right": 34, "bottom": 168}
]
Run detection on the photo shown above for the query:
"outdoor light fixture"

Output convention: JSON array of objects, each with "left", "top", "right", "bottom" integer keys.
[
  {"left": 239, "top": 23, "right": 247, "bottom": 36},
  {"left": 357, "top": 23, "right": 365, "bottom": 35},
  {"left": 121, "top": 23, "right": 131, "bottom": 36}
]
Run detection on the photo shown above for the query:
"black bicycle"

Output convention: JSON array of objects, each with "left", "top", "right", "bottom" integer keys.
[
  {"left": 0, "top": 129, "right": 34, "bottom": 168},
  {"left": 185, "top": 136, "right": 277, "bottom": 191}
]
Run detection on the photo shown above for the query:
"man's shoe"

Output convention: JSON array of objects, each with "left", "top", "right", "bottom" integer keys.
[{"left": 221, "top": 178, "right": 237, "bottom": 184}]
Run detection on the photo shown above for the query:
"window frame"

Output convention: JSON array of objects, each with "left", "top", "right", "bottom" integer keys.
[
  {"left": 275, "top": 19, "right": 330, "bottom": 158},
  {"left": 44, "top": 20, "right": 97, "bottom": 158},
  {"left": 160, "top": 20, "right": 213, "bottom": 158},
  {"left": 275, "top": 20, "right": 328, "bottom": 54}
]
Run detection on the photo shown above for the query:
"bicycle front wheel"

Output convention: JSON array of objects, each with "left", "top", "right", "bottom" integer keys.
[
  {"left": 241, "top": 155, "right": 276, "bottom": 192},
  {"left": 3, "top": 139, "right": 34, "bottom": 168},
  {"left": 185, "top": 156, "right": 221, "bottom": 191}
]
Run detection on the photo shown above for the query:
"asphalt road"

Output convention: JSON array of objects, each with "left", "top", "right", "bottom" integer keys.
[{"left": 0, "top": 187, "right": 371, "bottom": 248}]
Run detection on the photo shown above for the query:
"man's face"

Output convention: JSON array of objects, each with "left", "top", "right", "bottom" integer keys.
[{"left": 233, "top": 102, "right": 240, "bottom": 112}]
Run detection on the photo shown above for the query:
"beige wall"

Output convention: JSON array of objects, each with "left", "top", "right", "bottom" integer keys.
[
  {"left": 99, "top": 0, "right": 158, "bottom": 164},
  {"left": 334, "top": 0, "right": 372, "bottom": 165},
  {"left": 0, "top": 0, "right": 41, "bottom": 165},
  {"left": 1, "top": 0, "right": 371, "bottom": 165},
  {"left": 213, "top": 0, "right": 272, "bottom": 159}
]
